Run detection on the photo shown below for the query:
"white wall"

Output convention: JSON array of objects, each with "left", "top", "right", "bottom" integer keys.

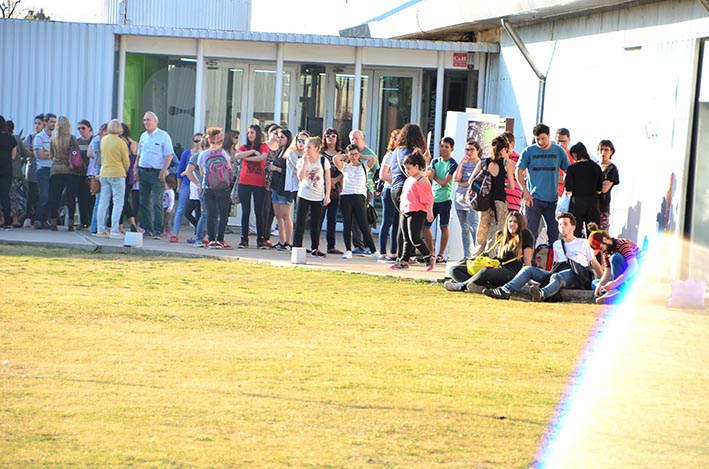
[
  {"left": 0, "top": 19, "right": 116, "bottom": 138},
  {"left": 486, "top": 0, "right": 708, "bottom": 277}
]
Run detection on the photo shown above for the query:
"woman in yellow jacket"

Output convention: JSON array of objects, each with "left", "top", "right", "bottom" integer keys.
[{"left": 95, "top": 119, "right": 130, "bottom": 238}]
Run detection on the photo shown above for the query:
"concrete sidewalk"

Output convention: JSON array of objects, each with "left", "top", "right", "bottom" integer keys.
[{"left": 0, "top": 224, "right": 444, "bottom": 283}]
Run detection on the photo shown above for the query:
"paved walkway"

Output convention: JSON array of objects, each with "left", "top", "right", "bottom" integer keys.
[{"left": 0, "top": 225, "right": 443, "bottom": 282}]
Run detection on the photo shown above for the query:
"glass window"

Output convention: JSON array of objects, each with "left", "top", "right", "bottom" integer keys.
[
  {"left": 124, "top": 53, "right": 196, "bottom": 156},
  {"left": 252, "top": 69, "right": 291, "bottom": 129},
  {"left": 334, "top": 73, "right": 368, "bottom": 145}
]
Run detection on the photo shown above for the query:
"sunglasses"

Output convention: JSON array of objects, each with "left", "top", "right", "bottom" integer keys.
[
  {"left": 296, "top": 138, "right": 305, "bottom": 143},
  {"left": 325, "top": 134, "right": 337, "bottom": 139},
  {"left": 78, "top": 126, "right": 87, "bottom": 130},
  {"left": 465, "top": 147, "right": 476, "bottom": 152},
  {"left": 193, "top": 139, "right": 201, "bottom": 143}
]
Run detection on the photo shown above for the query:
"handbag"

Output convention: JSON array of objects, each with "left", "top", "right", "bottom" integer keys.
[
  {"left": 557, "top": 191, "right": 571, "bottom": 213},
  {"left": 68, "top": 138, "right": 86, "bottom": 173},
  {"left": 560, "top": 240, "right": 592, "bottom": 289},
  {"left": 366, "top": 203, "right": 377, "bottom": 226},
  {"left": 88, "top": 177, "right": 101, "bottom": 195},
  {"left": 466, "top": 255, "right": 501, "bottom": 275}
]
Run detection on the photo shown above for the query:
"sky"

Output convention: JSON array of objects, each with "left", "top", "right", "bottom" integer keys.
[{"left": 16, "top": 0, "right": 410, "bottom": 35}]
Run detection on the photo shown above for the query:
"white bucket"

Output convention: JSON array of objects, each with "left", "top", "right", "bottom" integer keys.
[
  {"left": 291, "top": 247, "right": 306, "bottom": 264},
  {"left": 124, "top": 232, "right": 143, "bottom": 248}
]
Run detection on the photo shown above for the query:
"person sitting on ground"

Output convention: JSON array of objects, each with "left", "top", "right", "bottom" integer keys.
[
  {"left": 483, "top": 212, "right": 602, "bottom": 302},
  {"left": 445, "top": 211, "right": 534, "bottom": 293},
  {"left": 587, "top": 222, "right": 641, "bottom": 304}
]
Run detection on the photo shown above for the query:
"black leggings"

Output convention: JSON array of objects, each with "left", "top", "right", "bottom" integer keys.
[
  {"left": 450, "top": 264, "right": 516, "bottom": 287},
  {"left": 569, "top": 195, "right": 601, "bottom": 238},
  {"left": 184, "top": 199, "right": 201, "bottom": 227},
  {"left": 0, "top": 177, "right": 11, "bottom": 224},
  {"left": 340, "top": 194, "right": 376, "bottom": 252},
  {"left": 49, "top": 173, "right": 80, "bottom": 225},
  {"left": 400, "top": 210, "right": 430, "bottom": 262},
  {"left": 204, "top": 188, "right": 230, "bottom": 242},
  {"left": 293, "top": 197, "right": 324, "bottom": 250}
]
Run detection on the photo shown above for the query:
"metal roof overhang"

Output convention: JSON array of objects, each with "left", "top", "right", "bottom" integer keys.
[
  {"left": 339, "top": 0, "right": 662, "bottom": 40},
  {"left": 114, "top": 24, "right": 499, "bottom": 53}
]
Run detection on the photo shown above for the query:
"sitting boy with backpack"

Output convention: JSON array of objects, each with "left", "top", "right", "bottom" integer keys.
[{"left": 483, "top": 212, "right": 602, "bottom": 302}]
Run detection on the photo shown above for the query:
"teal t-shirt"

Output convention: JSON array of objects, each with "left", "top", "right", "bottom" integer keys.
[
  {"left": 360, "top": 146, "right": 379, "bottom": 194},
  {"left": 517, "top": 142, "right": 569, "bottom": 202},
  {"left": 428, "top": 157, "right": 458, "bottom": 203}
]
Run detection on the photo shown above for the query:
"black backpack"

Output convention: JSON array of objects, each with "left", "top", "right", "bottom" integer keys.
[{"left": 466, "top": 158, "right": 493, "bottom": 212}]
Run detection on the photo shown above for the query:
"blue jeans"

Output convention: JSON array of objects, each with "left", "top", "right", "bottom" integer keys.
[
  {"left": 138, "top": 168, "right": 164, "bottom": 235},
  {"left": 35, "top": 167, "right": 50, "bottom": 223},
  {"left": 379, "top": 188, "right": 399, "bottom": 255},
  {"left": 455, "top": 209, "right": 479, "bottom": 259},
  {"left": 194, "top": 190, "right": 207, "bottom": 241},
  {"left": 504, "top": 265, "right": 576, "bottom": 298},
  {"left": 97, "top": 177, "right": 125, "bottom": 234},
  {"left": 526, "top": 198, "right": 558, "bottom": 244},
  {"left": 91, "top": 192, "right": 101, "bottom": 233},
  {"left": 172, "top": 183, "right": 191, "bottom": 235}
]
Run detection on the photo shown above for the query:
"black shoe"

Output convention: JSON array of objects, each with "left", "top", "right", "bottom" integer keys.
[
  {"left": 530, "top": 285, "right": 544, "bottom": 302},
  {"left": 130, "top": 223, "right": 138, "bottom": 233},
  {"left": 327, "top": 248, "right": 343, "bottom": 255},
  {"left": 311, "top": 249, "right": 326, "bottom": 257},
  {"left": 238, "top": 240, "right": 248, "bottom": 248},
  {"left": 483, "top": 287, "right": 510, "bottom": 300}
]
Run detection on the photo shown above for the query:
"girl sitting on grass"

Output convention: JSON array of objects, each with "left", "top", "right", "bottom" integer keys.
[{"left": 444, "top": 210, "right": 534, "bottom": 293}]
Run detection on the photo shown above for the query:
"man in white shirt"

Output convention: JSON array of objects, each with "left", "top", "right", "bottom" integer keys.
[
  {"left": 136, "top": 112, "right": 174, "bottom": 239},
  {"left": 483, "top": 212, "right": 602, "bottom": 301}
]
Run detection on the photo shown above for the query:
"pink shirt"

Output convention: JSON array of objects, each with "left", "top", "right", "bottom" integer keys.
[{"left": 400, "top": 175, "right": 433, "bottom": 214}]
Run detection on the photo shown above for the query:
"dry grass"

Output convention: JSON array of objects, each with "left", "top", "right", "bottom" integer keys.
[{"left": 0, "top": 245, "right": 601, "bottom": 468}]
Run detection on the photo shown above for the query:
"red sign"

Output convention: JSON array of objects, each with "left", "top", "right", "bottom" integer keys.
[{"left": 452, "top": 53, "right": 468, "bottom": 68}]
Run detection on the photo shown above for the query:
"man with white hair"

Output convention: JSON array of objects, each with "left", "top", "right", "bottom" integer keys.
[
  {"left": 136, "top": 111, "right": 174, "bottom": 238},
  {"left": 348, "top": 129, "right": 379, "bottom": 256}
]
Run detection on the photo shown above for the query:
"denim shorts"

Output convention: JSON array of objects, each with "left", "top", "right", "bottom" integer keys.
[{"left": 271, "top": 191, "right": 294, "bottom": 205}]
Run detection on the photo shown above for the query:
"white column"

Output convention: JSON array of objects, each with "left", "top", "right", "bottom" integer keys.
[
  {"left": 352, "top": 46, "right": 363, "bottom": 131},
  {"left": 194, "top": 39, "right": 205, "bottom": 134},
  {"left": 476, "top": 52, "right": 486, "bottom": 110},
  {"left": 274, "top": 43, "right": 284, "bottom": 125},
  {"left": 117, "top": 35, "right": 126, "bottom": 122},
  {"left": 434, "top": 51, "right": 445, "bottom": 145}
]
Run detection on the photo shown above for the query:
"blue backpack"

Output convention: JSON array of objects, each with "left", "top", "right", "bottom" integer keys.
[{"left": 204, "top": 150, "right": 232, "bottom": 191}]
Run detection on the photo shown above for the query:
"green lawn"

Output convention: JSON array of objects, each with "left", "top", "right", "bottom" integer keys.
[{"left": 0, "top": 245, "right": 601, "bottom": 467}]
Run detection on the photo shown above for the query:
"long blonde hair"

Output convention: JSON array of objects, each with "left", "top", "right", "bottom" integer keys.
[
  {"left": 496, "top": 211, "right": 528, "bottom": 258},
  {"left": 51, "top": 116, "right": 73, "bottom": 152}
]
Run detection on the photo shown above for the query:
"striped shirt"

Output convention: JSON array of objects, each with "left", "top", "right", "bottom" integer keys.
[
  {"left": 341, "top": 162, "right": 368, "bottom": 196},
  {"left": 604, "top": 238, "right": 640, "bottom": 268}
]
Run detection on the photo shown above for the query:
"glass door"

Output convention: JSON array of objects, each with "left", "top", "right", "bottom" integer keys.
[
  {"left": 203, "top": 62, "right": 247, "bottom": 134},
  {"left": 247, "top": 65, "right": 298, "bottom": 131},
  {"left": 370, "top": 70, "right": 420, "bottom": 158}
]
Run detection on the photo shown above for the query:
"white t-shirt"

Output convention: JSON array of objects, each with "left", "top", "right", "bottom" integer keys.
[
  {"left": 297, "top": 156, "right": 330, "bottom": 202},
  {"left": 553, "top": 237, "right": 595, "bottom": 267},
  {"left": 189, "top": 181, "right": 200, "bottom": 200},
  {"left": 381, "top": 151, "right": 393, "bottom": 190},
  {"left": 340, "top": 163, "right": 368, "bottom": 196}
]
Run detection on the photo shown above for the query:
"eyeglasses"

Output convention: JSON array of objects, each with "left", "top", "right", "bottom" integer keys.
[
  {"left": 325, "top": 134, "right": 337, "bottom": 139},
  {"left": 465, "top": 147, "right": 475, "bottom": 152},
  {"left": 297, "top": 138, "right": 305, "bottom": 144}
]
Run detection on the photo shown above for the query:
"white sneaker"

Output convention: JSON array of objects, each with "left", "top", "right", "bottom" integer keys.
[
  {"left": 342, "top": 250, "right": 352, "bottom": 259},
  {"left": 22, "top": 219, "right": 32, "bottom": 228},
  {"left": 109, "top": 232, "right": 124, "bottom": 239}
]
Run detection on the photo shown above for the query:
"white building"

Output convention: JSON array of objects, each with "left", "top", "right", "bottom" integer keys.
[{"left": 346, "top": 0, "right": 709, "bottom": 279}]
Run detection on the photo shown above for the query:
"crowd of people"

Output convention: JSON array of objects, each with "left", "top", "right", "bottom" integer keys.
[{"left": 0, "top": 113, "right": 638, "bottom": 302}]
